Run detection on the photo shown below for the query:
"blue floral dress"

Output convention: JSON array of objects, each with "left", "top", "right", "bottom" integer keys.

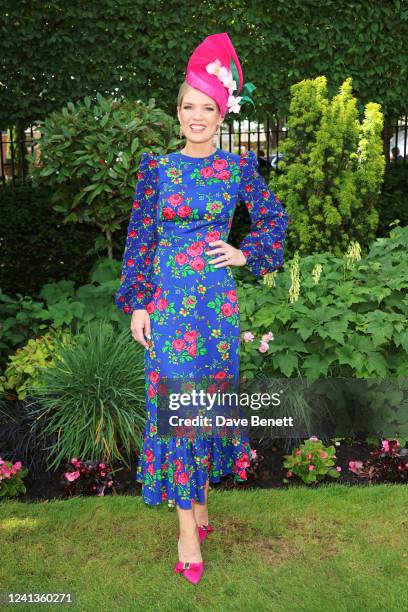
[{"left": 114, "top": 148, "right": 289, "bottom": 509}]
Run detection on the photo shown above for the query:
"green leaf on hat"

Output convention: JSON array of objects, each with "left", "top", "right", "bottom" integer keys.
[
  {"left": 240, "top": 81, "right": 256, "bottom": 110},
  {"left": 229, "top": 57, "right": 241, "bottom": 94}
]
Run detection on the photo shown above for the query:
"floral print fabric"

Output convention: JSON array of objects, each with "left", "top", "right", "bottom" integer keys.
[{"left": 115, "top": 148, "right": 289, "bottom": 509}]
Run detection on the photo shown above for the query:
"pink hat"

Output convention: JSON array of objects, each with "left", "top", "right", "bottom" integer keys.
[{"left": 185, "top": 32, "right": 255, "bottom": 118}]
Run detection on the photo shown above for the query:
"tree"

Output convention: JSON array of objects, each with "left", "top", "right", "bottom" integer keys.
[
  {"left": 272, "top": 76, "right": 385, "bottom": 256},
  {"left": 27, "top": 94, "right": 180, "bottom": 258}
]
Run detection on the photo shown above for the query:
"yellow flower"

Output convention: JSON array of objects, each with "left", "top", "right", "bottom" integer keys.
[
  {"left": 312, "top": 263, "right": 322, "bottom": 284},
  {"left": 288, "top": 251, "right": 300, "bottom": 303}
]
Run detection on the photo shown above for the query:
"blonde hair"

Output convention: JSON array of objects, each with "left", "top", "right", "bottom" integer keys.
[{"left": 177, "top": 79, "right": 221, "bottom": 115}]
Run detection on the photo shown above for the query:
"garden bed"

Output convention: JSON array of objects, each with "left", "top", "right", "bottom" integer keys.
[{"left": 9, "top": 437, "right": 405, "bottom": 504}]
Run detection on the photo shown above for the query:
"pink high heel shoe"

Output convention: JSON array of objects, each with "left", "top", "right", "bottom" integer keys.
[
  {"left": 197, "top": 523, "right": 215, "bottom": 543},
  {"left": 174, "top": 561, "right": 204, "bottom": 585}
]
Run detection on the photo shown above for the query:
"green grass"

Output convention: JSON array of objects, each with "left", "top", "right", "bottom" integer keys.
[{"left": 1, "top": 485, "right": 407, "bottom": 612}]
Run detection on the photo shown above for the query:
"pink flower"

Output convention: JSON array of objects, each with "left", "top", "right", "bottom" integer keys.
[
  {"left": 189, "top": 257, "right": 205, "bottom": 271},
  {"left": 215, "top": 169, "right": 231, "bottom": 180},
  {"left": 258, "top": 341, "right": 269, "bottom": 353},
  {"left": 184, "top": 330, "right": 197, "bottom": 343},
  {"left": 286, "top": 470, "right": 293, "bottom": 477},
  {"left": 295, "top": 450, "right": 301, "bottom": 456},
  {"left": 319, "top": 451, "right": 328, "bottom": 459},
  {"left": 221, "top": 303, "right": 234, "bottom": 317},
  {"left": 172, "top": 339, "right": 186, "bottom": 351},
  {"left": 162, "top": 206, "right": 176, "bottom": 220},
  {"left": 205, "top": 231, "right": 220, "bottom": 243},
  {"left": 308, "top": 464, "right": 315, "bottom": 471},
  {"left": 336, "top": 466, "right": 342, "bottom": 472},
  {"left": 200, "top": 166, "right": 215, "bottom": 179},
  {"left": 65, "top": 470, "right": 80, "bottom": 482},
  {"left": 212, "top": 158, "right": 228, "bottom": 171},
  {"left": 157, "top": 298, "right": 168, "bottom": 311},
  {"left": 149, "top": 371, "right": 160, "bottom": 384},
  {"left": 262, "top": 331, "right": 274, "bottom": 342},
  {"left": 381, "top": 439, "right": 390, "bottom": 452},
  {"left": 243, "top": 332, "right": 254, "bottom": 342},
  {"left": 11, "top": 461, "right": 22, "bottom": 474},
  {"left": 187, "top": 242, "right": 204, "bottom": 257},
  {"left": 309, "top": 436, "right": 319, "bottom": 442},
  {"left": 71, "top": 457, "right": 81, "bottom": 467},
  {"left": 251, "top": 449, "right": 257, "bottom": 460},
  {"left": 177, "top": 205, "right": 192, "bottom": 218},
  {"left": 235, "top": 453, "right": 250, "bottom": 469},
  {"left": 175, "top": 252, "right": 189, "bottom": 266},
  {"left": 187, "top": 344, "right": 197, "bottom": 357},
  {"left": 177, "top": 471, "right": 189, "bottom": 485},
  {"left": 348, "top": 460, "right": 363, "bottom": 474},
  {"left": 168, "top": 193, "right": 183, "bottom": 206}
]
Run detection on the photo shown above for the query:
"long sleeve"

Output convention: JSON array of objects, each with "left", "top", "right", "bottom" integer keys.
[
  {"left": 114, "top": 151, "right": 158, "bottom": 314},
  {"left": 238, "top": 150, "right": 289, "bottom": 277}
]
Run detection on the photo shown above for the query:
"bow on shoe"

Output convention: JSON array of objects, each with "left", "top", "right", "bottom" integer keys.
[
  {"left": 174, "top": 561, "right": 204, "bottom": 585},
  {"left": 197, "top": 523, "right": 215, "bottom": 543}
]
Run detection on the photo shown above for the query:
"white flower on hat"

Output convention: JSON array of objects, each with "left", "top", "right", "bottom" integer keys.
[
  {"left": 206, "top": 58, "right": 241, "bottom": 112},
  {"left": 206, "top": 58, "right": 222, "bottom": 76},
  {"left": 227, "top": 94, "right": 242, "bottom": 113}
]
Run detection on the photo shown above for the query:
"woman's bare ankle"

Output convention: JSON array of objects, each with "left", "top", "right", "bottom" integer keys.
[
  {"left": 193, "top": 505, "right": 209, "bottom": 527},
  {"left": 178, "top": 529, "right": 202, "bottom": 563}
]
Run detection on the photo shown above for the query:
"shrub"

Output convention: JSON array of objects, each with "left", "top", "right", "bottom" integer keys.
[
  {"left": 26, "top": 94, "right": 181, "bottom": 259},
  {"left": 271, "top": 76, "right": 385, "bottom": 257},
  {"left": 238, "top": 225, "right": 408, "bottom": 380},
  {"left": 349, "top": 438, "right": 408, "bottom": 482},
  {"left": 63, "top": 457, "right": 115, "bottom": 497},
  {"left": 0, "top": 458, "right": 28, "bottom": 498},
  {"left": 0, "top": 258, "right": 132, "bottom": 372},
  {"left": 283, "top": 436, "right": 341, "bottom": 484},
  {"left": 0, "top": 331, "right": 72, "bottom": 401}
]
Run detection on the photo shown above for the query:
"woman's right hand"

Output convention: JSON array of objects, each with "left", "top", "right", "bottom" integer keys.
[{"left": 131, "top": 309, "right": 151, "bottom": 349}]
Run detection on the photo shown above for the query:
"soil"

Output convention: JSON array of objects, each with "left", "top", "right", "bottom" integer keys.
[{"left": 4, "top": 437, "right": 404, "bottom": 504}]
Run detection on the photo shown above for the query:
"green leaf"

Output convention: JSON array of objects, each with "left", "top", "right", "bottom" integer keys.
[
  {"left": 302, "top": 353, "right": 333, "bottom": 377},
  {"left": 335, "top": 345, "right": 364, "bottom": 370},
  {"left": 274, "top": 352, "right": 298, "bottom": 377}
]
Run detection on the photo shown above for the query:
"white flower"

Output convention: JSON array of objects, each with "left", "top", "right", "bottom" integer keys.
[
  {"left": 218, "top": 66, "right": 230, "bottom": 81},
  {"left": 227, "top": 95, "right": 242, "bottom": 113},
  {"left": 206, "top": 59, "right": 222, "bottom": 75},
  {"left": 206, "top": 59, "right": 241, "bottom": 114},
  {"left": 228, "top": 80, "right": 237, "bottom": 95}
]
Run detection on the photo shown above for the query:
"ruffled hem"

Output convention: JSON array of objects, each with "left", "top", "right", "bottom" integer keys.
[{"left": 135, "top": 431, "right": 253, "bottom": 510}]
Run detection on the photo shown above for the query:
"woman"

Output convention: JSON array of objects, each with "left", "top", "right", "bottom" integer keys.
[{"left": 115, "top": 32, "right": 289, "bottom": 585}]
